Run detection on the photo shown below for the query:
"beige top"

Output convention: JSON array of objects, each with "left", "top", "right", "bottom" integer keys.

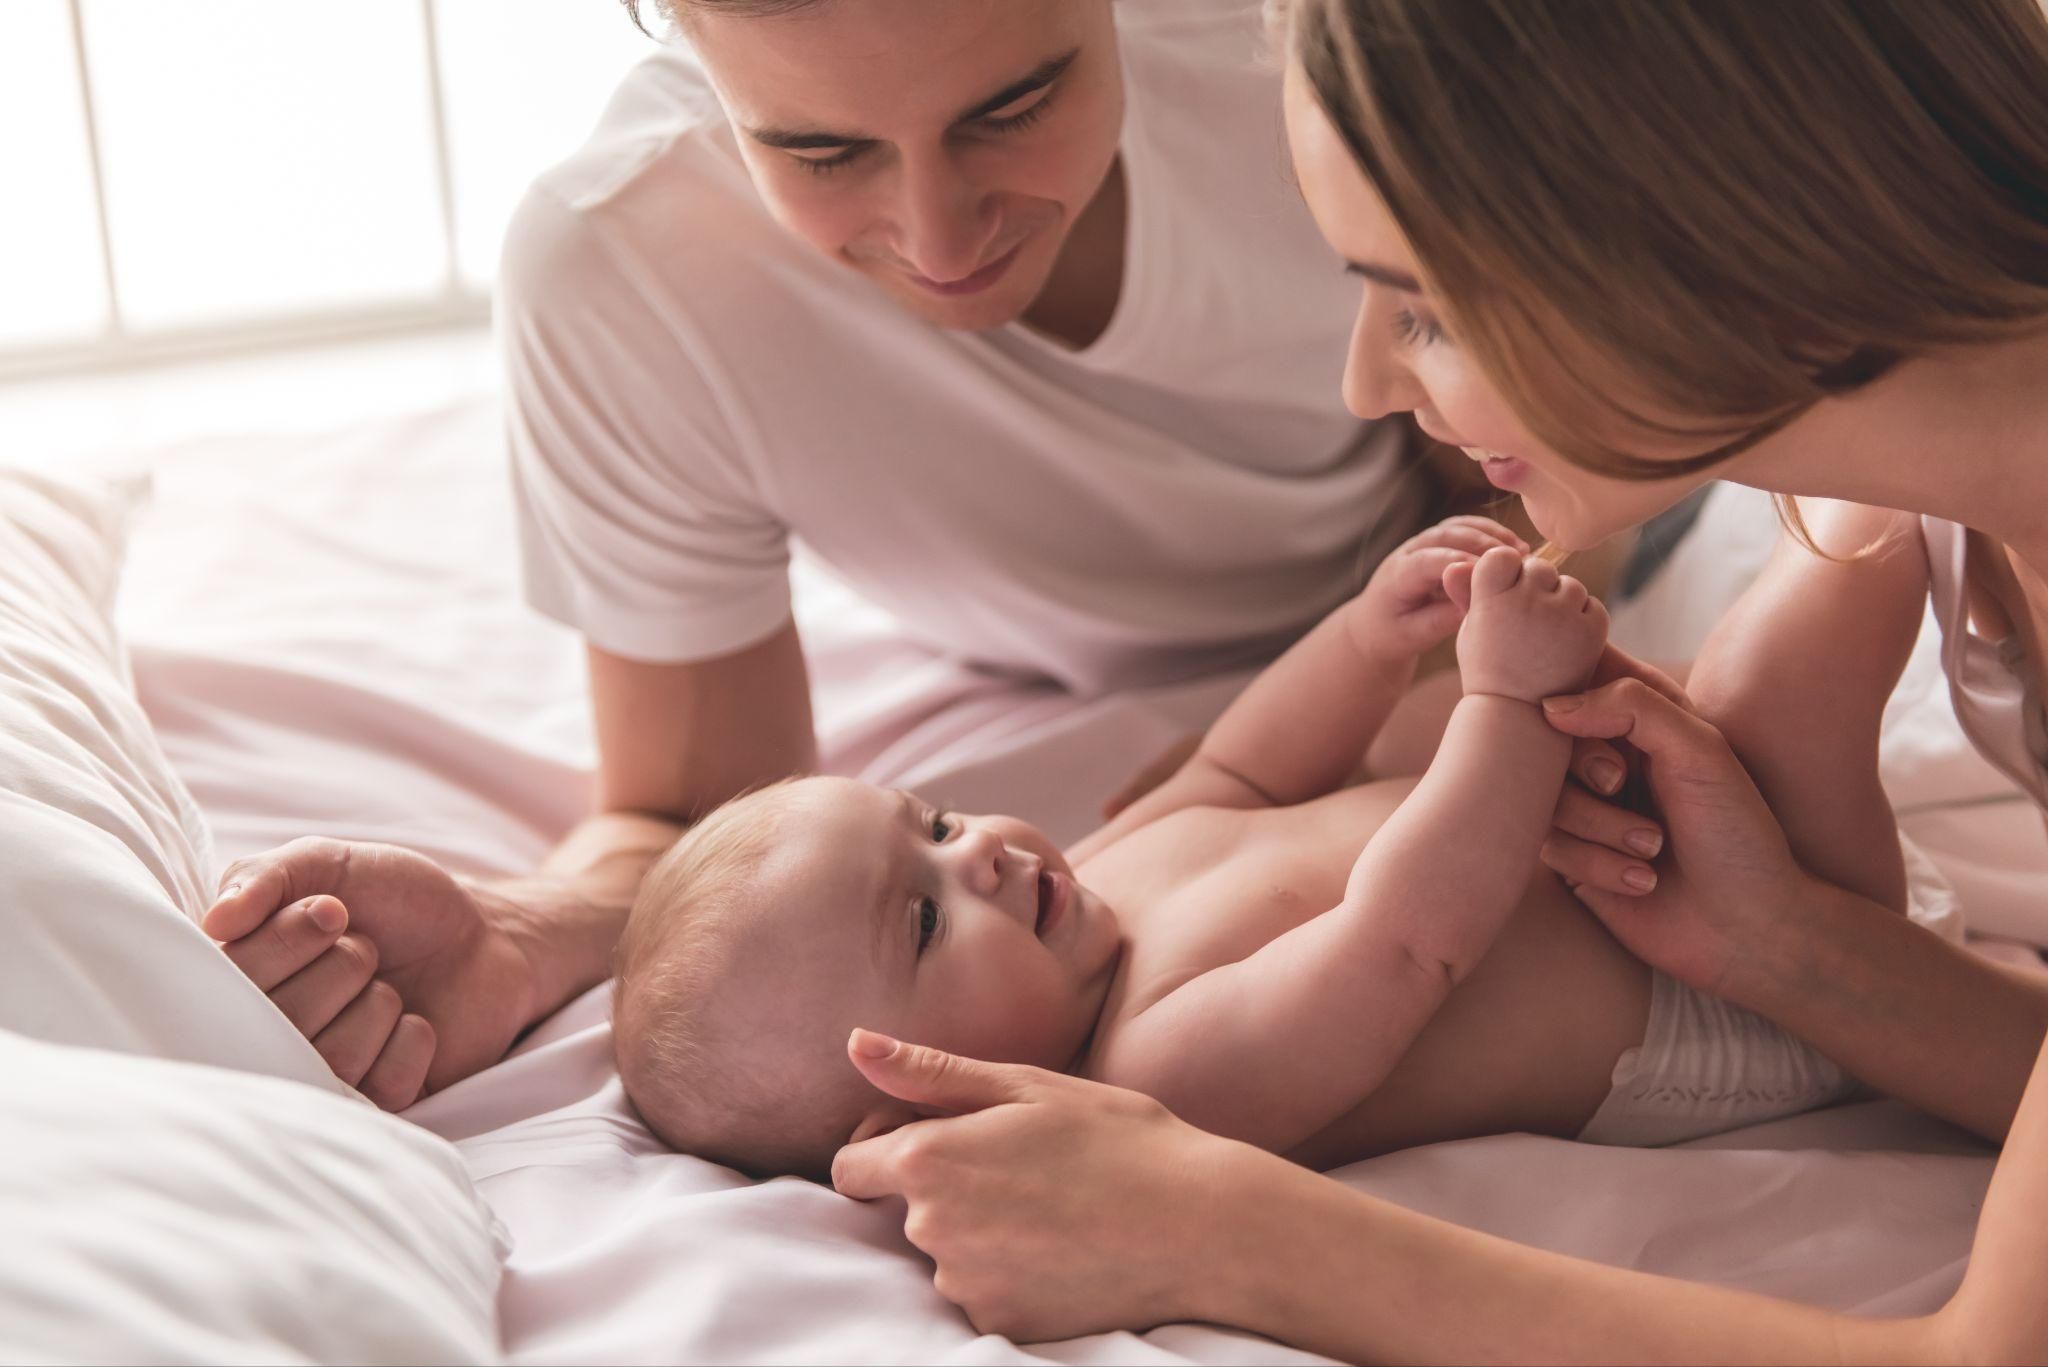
[{"left": 1922, "top": 516, "right": 2048, "bottom": 811}]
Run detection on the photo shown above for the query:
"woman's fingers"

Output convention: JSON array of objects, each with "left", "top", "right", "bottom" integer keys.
[
  {"left": 1554, "top": 781, "right": 1663, "bottom": 856},
  {"left": 1571, "top": 738, "right": 1630, "bottom": 796},
  {"left": 357, "top": 1014, "right": 436, "bottom": 1112},
  {"left": 846, "top": 1030, "right": 1045, "bottom": 1114},
  {"left": 313, "top": 980, "right": 406, "bottom": 1087},
  {"left": 1542, "top": 830, "right": 1659, "bottom": 897},
  {"left": 268, "top": 934, "right": 380, "bottom": 1038},
  {"left": 216, "top": 894, "right": 348, "bottom": 991},
  {"left": 1542, "top": 676, "right": 1733, "bottom": 783}
]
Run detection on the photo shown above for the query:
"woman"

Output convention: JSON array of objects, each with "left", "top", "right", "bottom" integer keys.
[{"left": 830, "top": 0, "right": 2048, "bottom": 1358}]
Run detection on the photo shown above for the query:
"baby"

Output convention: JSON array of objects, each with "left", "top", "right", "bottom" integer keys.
[{"left": 614, "top": 519, "right": 1856, "bottom": 1179}]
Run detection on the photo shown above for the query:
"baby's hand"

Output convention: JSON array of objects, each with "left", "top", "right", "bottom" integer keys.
[
  {"left": 1345, "top": 516, "right": 1529, "bottom": 660},
  {"left": 1447, "top": 547, "right": 1608, "bottom": 703}
]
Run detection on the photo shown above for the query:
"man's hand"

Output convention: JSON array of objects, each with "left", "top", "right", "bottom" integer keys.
[{"left": 203, "top": 839, "right": 545, "bottom": 1107}]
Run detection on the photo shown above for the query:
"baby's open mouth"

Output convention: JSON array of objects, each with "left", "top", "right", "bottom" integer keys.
[
  {"left": 1036, "top": 871, "right": 1054, "bottom": 936},
  {"left": 1035, "top": 869, "right": 1070, "bottom": 938}
]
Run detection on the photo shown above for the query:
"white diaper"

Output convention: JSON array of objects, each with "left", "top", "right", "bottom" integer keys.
[{"left": 1577, "top": 836, "right": 1962, "bottom": 1148}]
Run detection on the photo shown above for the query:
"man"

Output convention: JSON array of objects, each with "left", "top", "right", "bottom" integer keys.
[{"left": 204, "top": 0, "right": 1418, "bottom": 1106}]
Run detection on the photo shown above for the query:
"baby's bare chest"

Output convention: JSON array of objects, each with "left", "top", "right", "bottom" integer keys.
[{"left": 1079, "top": 783, "right": 1415, "bottom": 1013}]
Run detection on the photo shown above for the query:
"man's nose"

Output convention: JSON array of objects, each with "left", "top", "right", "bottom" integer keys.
[{"left": 893, "top": 149, "right": 1000, "bottom": 282}]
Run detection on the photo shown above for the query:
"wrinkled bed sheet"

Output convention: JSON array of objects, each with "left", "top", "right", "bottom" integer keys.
[{"left": 112, "top": 400, "right": 2044, "bottom": 1363}]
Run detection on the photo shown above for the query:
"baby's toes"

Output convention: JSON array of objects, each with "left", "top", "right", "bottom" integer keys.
[
  {"left": 1557, "top": 574, "right": 1588, "bottom": 607},
  {"left": 1524, "top": 556, "right": 1562, "bottom": 592},
  {"left": 1469, "top": 544, "right": 1525, "bottom": 599}
]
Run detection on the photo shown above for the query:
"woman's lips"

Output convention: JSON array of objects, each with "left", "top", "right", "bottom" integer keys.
[
  {"left": 907, "top": 241, "right": 1024, "bottom": 298},
  {"left": 1462, "top": 446, "right": 1532, "bottom": 491}
]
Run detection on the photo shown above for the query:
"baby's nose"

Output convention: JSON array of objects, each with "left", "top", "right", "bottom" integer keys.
[{"left": 954, "top": 826, "right": 1006, "bottom": 893}]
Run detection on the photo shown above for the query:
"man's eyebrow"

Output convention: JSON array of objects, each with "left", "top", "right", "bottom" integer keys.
[
  {"left": 1347, "top": 260, "right": 1423, "bottom": 293},
  {"left": 954, "top": 49, "right": 1079, "bottom": 124},
  {"left": 746, "top": 49, "right": 1080, "bottom": 151}
]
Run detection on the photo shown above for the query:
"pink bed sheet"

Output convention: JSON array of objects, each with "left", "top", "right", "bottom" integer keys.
[{"left": 116, "top": 401, "right": 2032, "bottom": 1363}]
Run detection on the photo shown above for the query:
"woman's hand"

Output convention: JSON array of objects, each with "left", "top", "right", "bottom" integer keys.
[
  {"left": 831, "top": 1030, "right": 1269, "bottom": 1343},
  {"left": 1537, "top": 671, "right": 1819, "bottom": 1009}
]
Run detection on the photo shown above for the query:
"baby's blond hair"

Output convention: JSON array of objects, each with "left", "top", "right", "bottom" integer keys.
[{"left": 612, "top": 779, "right": 877, "bottom": 1180}]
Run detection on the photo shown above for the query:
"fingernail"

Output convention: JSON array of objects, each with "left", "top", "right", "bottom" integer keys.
[
  {"left": 310, "top": 899, "right": 345, "bottom": 934},
  {"left": 1625, "top": 829, "right": 1663, "bottom": 858},
  {"left": 215, "top": 883, "right": 241, "bottom": 903},
  {"left": 850, "top": 1030, "right": 898, "bottom": 1060},
  {"left": 1542, "top": 694, "right": 1584, "bottom": 714},
  {"left": 1587, "top": 759, "right": 1625, "bottom": 794},
  {"left": 1622, "top": 865, "right": 1657, "bottom": 892}
]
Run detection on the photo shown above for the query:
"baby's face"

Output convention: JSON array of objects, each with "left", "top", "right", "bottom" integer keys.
[{"left": 750, "top": 777, "right": 1121, "bottom": 1071}]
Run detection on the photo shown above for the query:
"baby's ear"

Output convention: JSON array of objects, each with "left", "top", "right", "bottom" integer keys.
[{"left": 847, "top": 1100, "right": 920, "bottom": 1144}]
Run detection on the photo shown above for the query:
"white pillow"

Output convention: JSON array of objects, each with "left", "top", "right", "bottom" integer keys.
[
  {"left": 0, "top": 467, "right": 336, "bottom": 1078},
  {"left": 0, "top": 1029, "right": 504, "bottom": 1366},
  {"left": 0, "top": 468, "right": 506, "bottom": 1362}
]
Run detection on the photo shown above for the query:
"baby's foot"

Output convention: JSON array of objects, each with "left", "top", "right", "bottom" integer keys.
[{"left": 1453, "top": 546, "right": 1608, "bottom": 703}]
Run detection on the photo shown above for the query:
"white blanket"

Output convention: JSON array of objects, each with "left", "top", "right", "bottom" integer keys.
[{"left": 115, "top": 401, "right": 2040, "bottom": 1363}]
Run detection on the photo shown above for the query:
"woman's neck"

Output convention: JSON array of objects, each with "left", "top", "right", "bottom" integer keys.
[{"left": 1734, "top": 326, "right": 2048, "bottom": 564}]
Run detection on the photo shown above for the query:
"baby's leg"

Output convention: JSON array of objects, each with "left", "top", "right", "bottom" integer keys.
[{"left": 1683, "top": 502, "right": 1926, "bottom": 913}]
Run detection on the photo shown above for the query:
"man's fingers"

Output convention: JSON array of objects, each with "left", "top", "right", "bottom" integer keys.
[
  {"left": 269, "top": 934, "right": 380, "bottom": 1039},
  {"left": 358, "top": 1014, "right": 436, "bottom": 1112},
  {"left": 313, "top": 980, "right": 406, "bottom": 1087},
  {"left": 217, "top": 895, "right": 347, "bottom": 991},
  {"left": 1541, "top": 830, "right": 1658, "bottom": 898},
  {"left": 203, "top": 837, "right": 347, "bottom": 941},
  {"left": 846, "top": 1030, "right": 1043, "bottom": 1116}
]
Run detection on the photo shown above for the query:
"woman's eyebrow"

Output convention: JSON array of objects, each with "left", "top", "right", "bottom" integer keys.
[{"left": 1347, "top": 260, "right": 1422, "bottom": 292}]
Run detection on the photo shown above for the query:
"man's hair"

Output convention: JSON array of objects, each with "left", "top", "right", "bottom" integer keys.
[
  {"left": 612, "top": 779, "right": 872, "bottom": 1181},
  {"left": 619, "top": 0, "right": 828, "bottom": 38}
]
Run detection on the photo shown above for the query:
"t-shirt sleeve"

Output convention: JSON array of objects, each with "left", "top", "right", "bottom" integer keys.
[{"left": 497, "top": 184, "right": 793, "bottom": 663}]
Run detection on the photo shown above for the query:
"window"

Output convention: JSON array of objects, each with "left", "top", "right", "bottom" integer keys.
[{"left": 0, "top": 0, "right": 654, "bottom": 375}]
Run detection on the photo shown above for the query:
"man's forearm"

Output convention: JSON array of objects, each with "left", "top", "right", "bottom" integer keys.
[
  {"left": 1742, "top": 874, "right": 2048, "bottom": 1144},
  {"left": 467, "top": 810, "right": 684, "bottom": 1025}
]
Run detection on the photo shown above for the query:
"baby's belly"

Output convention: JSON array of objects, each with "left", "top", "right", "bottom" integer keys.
[{"left": 1284, "top": 876, "right": 1654, "bottom": 1171}]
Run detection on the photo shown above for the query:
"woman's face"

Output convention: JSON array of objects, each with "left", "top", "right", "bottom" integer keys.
[
  {"left": 1282, "top": 62, "right": 1715, "bottom": 550},
  {"left": 689, "top": 0, "right": 1122, "bottom": 332}
]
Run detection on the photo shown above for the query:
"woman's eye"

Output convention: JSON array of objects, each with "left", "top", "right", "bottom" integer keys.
[
  {"left": 917, "top": 897, "right": 943, "bottom": 953},
  {"left": 929, "top": 814, "right": 953, "bottom": 842},
  {"left": 1392, "top": 307, "right": 1446, "bottom": 348}
]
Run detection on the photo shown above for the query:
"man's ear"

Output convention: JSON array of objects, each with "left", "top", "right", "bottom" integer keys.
[{"left": 847, "top": 1099, "right": 920, "bottom": 1145}]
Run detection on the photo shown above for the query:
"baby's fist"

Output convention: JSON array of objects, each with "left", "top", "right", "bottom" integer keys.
[{"left": 1450, "top": 547, "right": 1608, "bottom": 702}]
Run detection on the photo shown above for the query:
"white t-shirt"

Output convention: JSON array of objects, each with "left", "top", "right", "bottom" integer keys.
[{"left": 502, "top": 0, "right": 1414, "bottom": 696}]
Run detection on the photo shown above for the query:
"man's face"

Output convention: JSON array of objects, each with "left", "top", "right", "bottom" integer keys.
[{"left": 688, "top": 0, "right": 1123, "bottom": 330}]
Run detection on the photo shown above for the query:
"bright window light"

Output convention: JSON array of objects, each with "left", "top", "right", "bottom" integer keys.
[
  {"left": 80, "top": 0, "right": 450, "bottom": 331},
  {"left": 0, "top": 1, "right": 109, "bottom": 348},
  {"left": 433, "top": 0, "right": 655, "bottom": 288}
]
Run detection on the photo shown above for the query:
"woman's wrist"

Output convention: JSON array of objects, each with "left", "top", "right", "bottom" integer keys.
[{"left": 1188, "top": 1139, "right": 1354, "bottom": 1336}]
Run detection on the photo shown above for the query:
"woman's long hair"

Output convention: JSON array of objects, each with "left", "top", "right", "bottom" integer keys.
[{"left": 1291, "top": 0, "right": 2048, "bottom": 489}]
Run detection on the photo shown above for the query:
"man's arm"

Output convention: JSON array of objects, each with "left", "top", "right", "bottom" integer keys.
[{"left": 205, "top": 622, "right": 817, "bottom": 1101}]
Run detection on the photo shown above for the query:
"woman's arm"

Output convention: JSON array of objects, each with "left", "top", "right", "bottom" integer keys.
[
  {"left": 831, "top": 1030, "right": 2048, "bottom": 1363},
  {"left": 1543, "top": 674, "right": 2048, "bottom": 1143}
]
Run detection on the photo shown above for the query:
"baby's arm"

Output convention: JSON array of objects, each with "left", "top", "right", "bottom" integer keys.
[
  {"left": 1095, "top": 550, "right": 1607, "bottom": 1153},
  {"left": 1071, "top": 519, "right": 1526, "bottom": 862}
]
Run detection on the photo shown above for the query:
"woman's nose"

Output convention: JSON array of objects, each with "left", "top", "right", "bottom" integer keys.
[{"left": 1341, "top": 295, "right": 1424, "bottom": 420}]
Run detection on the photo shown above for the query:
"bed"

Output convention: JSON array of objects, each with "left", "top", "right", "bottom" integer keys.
[{"left": 16, "top": 395, "right": 2048, "bottom": 1362}]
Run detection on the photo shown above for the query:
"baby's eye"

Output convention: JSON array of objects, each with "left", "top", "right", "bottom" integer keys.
[
  {"left": 929, "top": 814, "right": 953, "bottom": 842},
  {"left": 917, "top": 897, "right": 944, "bottom": 954}
]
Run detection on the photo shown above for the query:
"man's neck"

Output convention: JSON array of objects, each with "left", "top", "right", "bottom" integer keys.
[{"left": 1022, "top": 157, "right": 1128, "bottom": 351}]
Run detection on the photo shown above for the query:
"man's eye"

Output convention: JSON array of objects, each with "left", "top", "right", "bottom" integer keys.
[
  {"left": 917, "top": 897, "right": 943, "bottom": 953},
  {"left": 929, "top": 814, "right": 953, "bottom": 842}
]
